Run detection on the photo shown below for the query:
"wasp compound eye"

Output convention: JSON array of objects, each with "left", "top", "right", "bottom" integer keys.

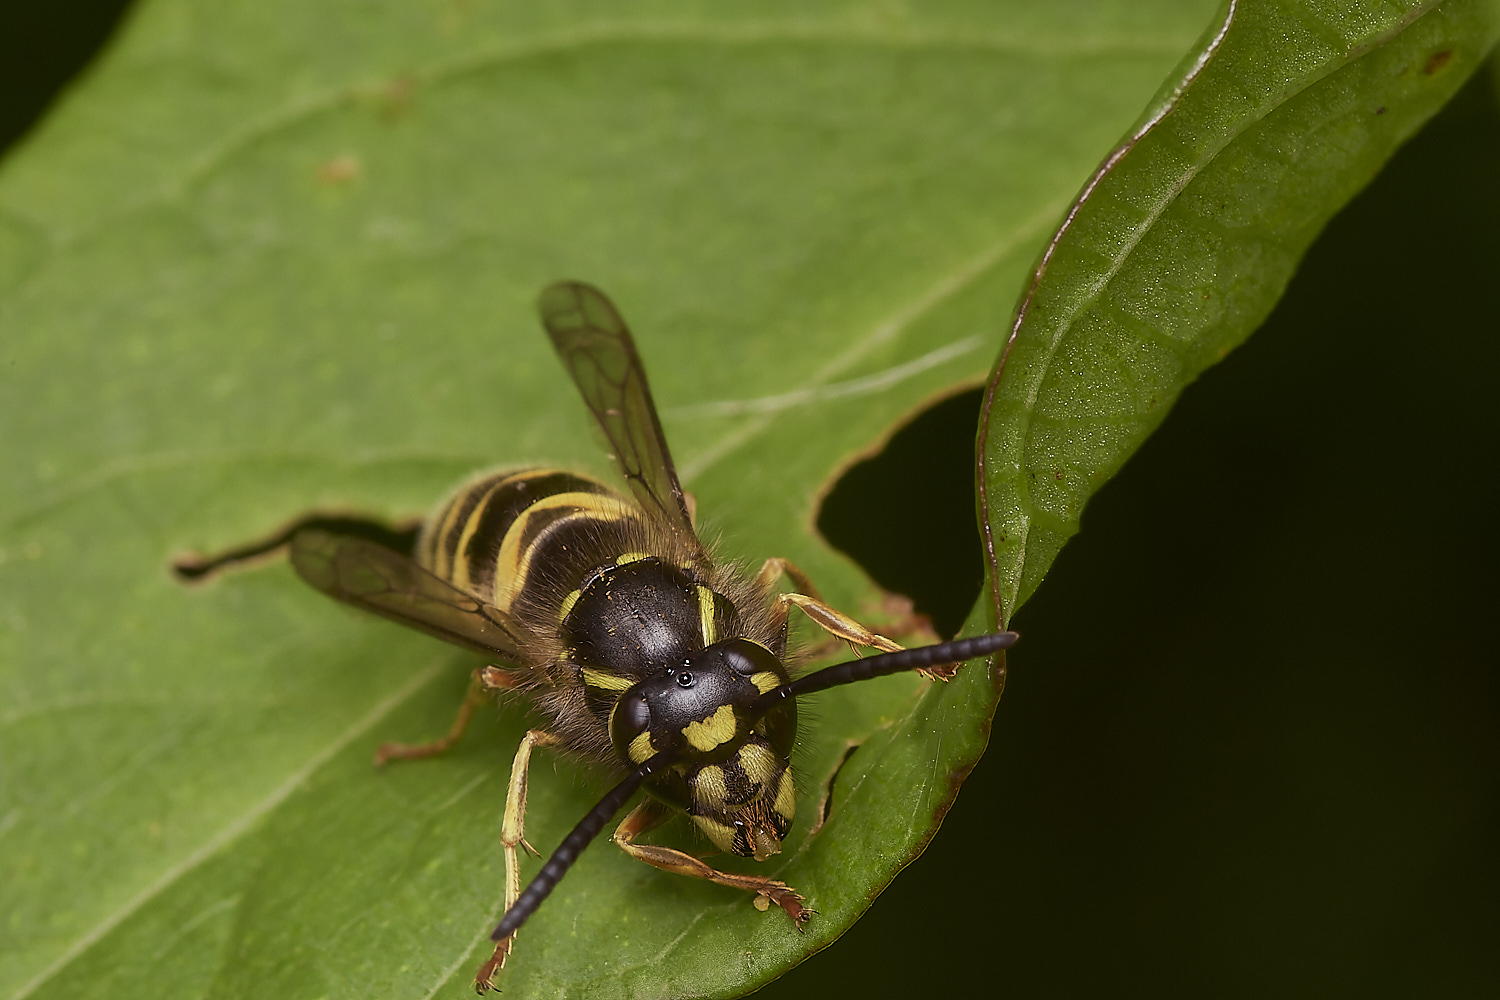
[
  {"left": 718, "top": 638, "right": 777, "bottom": 677},
  {"left": 722, "top": 647, "right": 756, "bottom": 676},
  {"left": 609, "top": 690, "right": 652, "bottom": 750}
]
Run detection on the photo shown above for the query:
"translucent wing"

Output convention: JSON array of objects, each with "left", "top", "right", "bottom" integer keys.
[
  {"left": 537, "top": 281, "right": 705, "bottom": 558},
  {"left": 290, "top": 528, "right": 529, "bottom": 662}
]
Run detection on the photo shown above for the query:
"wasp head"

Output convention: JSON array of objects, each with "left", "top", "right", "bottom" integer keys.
[{"left": 609, "top": 638, "right": 798, "bottom": 860}]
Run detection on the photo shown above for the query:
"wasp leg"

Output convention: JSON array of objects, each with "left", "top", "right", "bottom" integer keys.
[
  {"left": 754, "top": 556, "right": 826, "bottom": 603},
  {"left": 774, "top": 592, "right": 903, "bottom": 654},
  {"left": 757, "top": 556, "right": 900, "bottom": 651},
  {"left": 611, "top": 798, "right": 811, "bottom": 925},
  {"left": 872, "top": 592, "right": 943, "bottom": 646},
  {"left": 373, "top": 667, "right": 522, "bottom": 766},
  {"left": 758, "top": 557, "right": 902, "bottom": 654},
  {"left": 475, "top": 728, "right": 562, "bottom": 993},
  {"left": 757, "top": 557, "right": 958, "bottom": 681}
]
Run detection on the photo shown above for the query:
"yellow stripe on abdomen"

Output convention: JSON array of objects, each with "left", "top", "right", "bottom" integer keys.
[{"left": 489, "top": 492, "right": 632, "bottom": 611}]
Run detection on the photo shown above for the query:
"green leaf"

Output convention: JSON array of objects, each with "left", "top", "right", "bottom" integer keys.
[
  {"left": 980, "top": 0, "right": 1500, "bottom": 619},
  {"left": 0, "top": 3, "right": 1212, "bottom": 997},
  {"left": 2, "top": 2, "right": 1489, "bottom": 999}
]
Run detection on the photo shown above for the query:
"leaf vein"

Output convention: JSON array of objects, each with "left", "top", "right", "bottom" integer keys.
[
  {"left": 40, "top": 22, "right": 1190, "bottom": 252},
  {"left": 679, "top": 202, "right": 1067, "bottom": 483},
  {"left": 7, "top": 660, "right": 447, "bottom": 1000}
]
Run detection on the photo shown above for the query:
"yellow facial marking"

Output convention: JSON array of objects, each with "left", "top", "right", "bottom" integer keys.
[
  {"left": 683, "top": 704, "right": 737, "bottom": 752},
  {"left": 696, "top": 586, "right": 718, "bottom": 646},
  {"left": 581, "top": 667, "right": 634, "bottom": 692},
  {"left": 737, "top": 742, "right": 780, "bottom": 785},
  {"left": 692, "top": 765, "right": 729, "bottom": 808},
  {"left": 749, "top": 670, "right": 780, "bottom": 695},
  {"left": 691, "top": 815, "right": 738, "bottom": 854},
  {"left": 628, "top": 730, "right": 656, "bottom": 764},
  {"left": 773, "top": 769, "right": 797, "bottom": 827}
]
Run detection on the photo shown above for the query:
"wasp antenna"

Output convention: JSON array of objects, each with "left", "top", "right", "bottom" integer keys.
[
  {"left": 488, "top": 754, "right": 676, "bottom": 944},
  {"left": 754, "top": 631, "right": 1019, "bottom": 711}
]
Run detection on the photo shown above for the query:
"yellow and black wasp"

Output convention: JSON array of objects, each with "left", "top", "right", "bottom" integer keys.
[{"left": 182, "top": 282, "right": 1017, "bottom": 991}]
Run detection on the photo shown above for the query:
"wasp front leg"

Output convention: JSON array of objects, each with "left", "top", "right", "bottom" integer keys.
[
  {"left": 756, "top": 557, "right": 960, "bottom": 681},
  {"left": 759, "top": 556, "right": 951, "bottom": 672},
  {"left": 474, "top": 727, "right": 562, "bottom": 993},
  {"left": 373, "top": 666, "right": 524, "bottom": 766},
  {"left": 611, "top": 798, "right": 809, "bottom": 924},
  {"left": 756, "top": 556, "right": 900, "bottom": 652}
]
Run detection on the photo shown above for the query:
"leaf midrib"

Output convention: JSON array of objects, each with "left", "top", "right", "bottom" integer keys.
[
  {"left": 981, "top": 0, "right": 1444, "bottom": 615},
  {"left": 7, "top": 659, "right": 448, "bottom": 1000}
]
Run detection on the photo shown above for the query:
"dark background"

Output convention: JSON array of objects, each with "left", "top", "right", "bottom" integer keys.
[
  {"left": 804, "top": 60, "right": 1500, "bottom": 1000},
  {"left": 7, "top": 5, "right": 1495, "bottom": 996},
  {"left": 0, "top": 0, "right": 134, "bottom": 153}
]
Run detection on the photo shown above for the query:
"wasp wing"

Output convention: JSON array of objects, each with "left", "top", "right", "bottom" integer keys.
[
  {"left": 290, "top": 528, "right": 529, "bottom": 662},
  {"left": 537, "top": 281, "right": 705, "bottom": 559}
]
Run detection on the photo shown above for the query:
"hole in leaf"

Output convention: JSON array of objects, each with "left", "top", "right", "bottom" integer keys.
[
  {"left": 0, "top": 0, "right": 136, "bottom": 155},
  {"left": 809, "top": 741, "right": 862, "bottom": 838},
  {"left": 816, "top": 387, "right": 985, "bottom": 639}
]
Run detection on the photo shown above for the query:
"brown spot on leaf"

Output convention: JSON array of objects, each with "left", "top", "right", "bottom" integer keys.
[
  {"left": 382, "top": 74, "right": 416, "bottom": 120},
  {"left": 317, "top": 154, "right": 360, "bottom": 184},
  {"left": 1424, "top": 50, "right": 1453, "bottom": 75}
]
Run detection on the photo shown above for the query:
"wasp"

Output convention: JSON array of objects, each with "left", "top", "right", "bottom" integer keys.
[{"left": 182, "top": 282, "right": 1017, "bottom": 991}]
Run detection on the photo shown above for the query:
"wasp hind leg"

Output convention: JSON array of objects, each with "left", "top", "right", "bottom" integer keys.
[
  {"left": 611, "top": 798, "right": 810, "bottom": 924},
  {"left": 474, "top": 727, "right": 562, "bottom": 993},
  {"left": 373, "top": 666, "right": 523, "bottom": 766}
]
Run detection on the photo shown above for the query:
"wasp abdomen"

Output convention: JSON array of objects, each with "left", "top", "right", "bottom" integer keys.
[{"left": 417, "top": 469, "right": 612, "bottom": 596}]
